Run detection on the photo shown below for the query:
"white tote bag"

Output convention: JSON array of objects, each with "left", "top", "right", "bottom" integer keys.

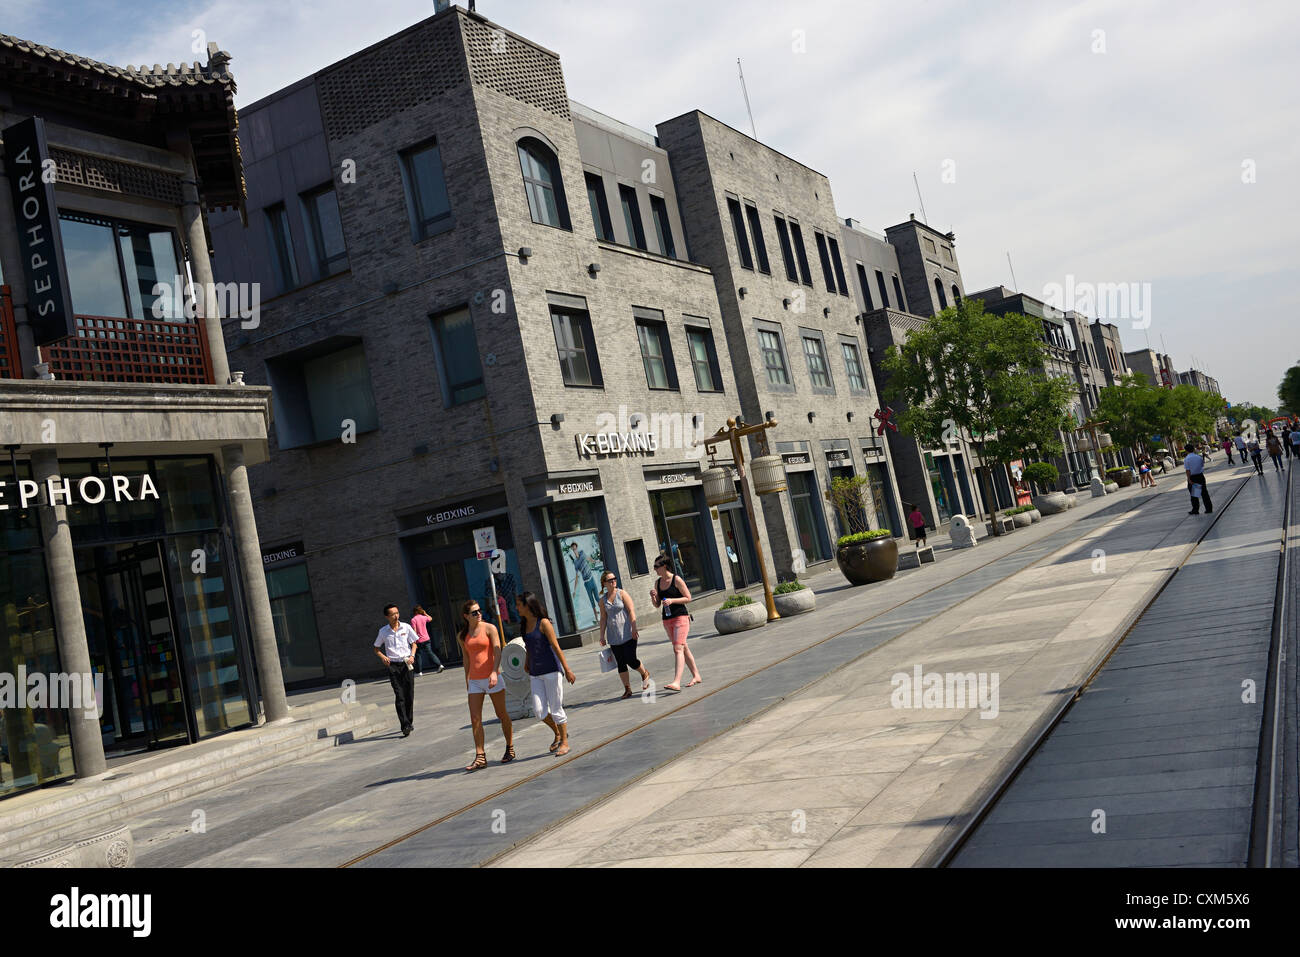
[{"left": 598, "top": 645, "right": 617, "bottom": 673}]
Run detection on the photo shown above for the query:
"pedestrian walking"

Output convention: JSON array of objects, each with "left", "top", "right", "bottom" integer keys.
[
  {"left": 1266, "top": 431, "right": 1285, "bottom": 472},
  {"left": 374, "top": 604, "right": 419, "bottom": 737},
  {"left": 598, "top": 571, "right": 650, "bottom": 699},
  {"left": 1247, "top": 435, "right": 1264, "bottom": 475},
  {"left": 907, "top": 503, "right": 928, "bottom": 546},
  {"left": 1184, "top": 443, "right": 1213, "bottom": 515},
  {"left": 409, "top": 604, "right": 445, "bottom": 676},
  {"left": 1234, "top": 433, "right": 1247, "bottom": 463},
  {"left": 457, "top": 599, "right": 514, "bottom": 771},
  {"left": 651, "top": 554, "right": 701, "bottom": 692},
  {"left": 1221, "top": 437, "right": 1235, "bottom": 464},
  {"left": 518, "top": 591, "right": 575, "bottom": 756},
  {"left": 1137, "top": 453, "right": 1156, "bottom": 488},
  {"left": 1290, "top": 426, "right": 1300, "bottom": 460}
]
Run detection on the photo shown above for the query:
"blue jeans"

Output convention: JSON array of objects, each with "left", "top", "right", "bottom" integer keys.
[{"left": 414, "top": 642, "right": 443, "bottom": 672}]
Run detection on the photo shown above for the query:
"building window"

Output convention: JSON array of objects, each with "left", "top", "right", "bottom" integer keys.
[
  {"left": 635, "top": 315, "right": 678, "bottom": 390},
  {"left": 802, "top": 334, "right": 833, "bottom": 390},
  {"left": 952, "top": 284, "right": 961, "bottom": 305},
  {"left": 942, "top": 246, "right": 954, "bottom": 263},
  {"left": 649, "top": 194, "right": 677, "bottom": 258},
  {"left": 518, "top": 138, "right": 570, "bottom": 229},
  {"left": 551, "top": 305, "right": 602, "bottom": 387},
  {"left": 400, "top": 139, "right": 453, "bottom": 240},
  {"left": 841, "top": 339, "right": 867, "bottom": 392},
  {"left": 431, "top": 306, "right": 485, "bottom": 405},
  {"left": 935, "top": 278, "right": 948, "bottom": 310},
  {"left": 855, "top": 263, "right": 874, "bottom": 310},
  {"left": 875, "top": 270, "right": 891, "bottom": 308},
  {"left": 774, "top": 214, "right": 798, "bottom": 282},
  {"left": 266, "top": 563, "right": 326, "bottom": 686},
  {"left": 789, "top": 221, "right": 813, "bottom": 286},
  {"left": 924, "top": 236, "right": 938, "bottom": 256},
  {"left": 59, "top": 212, "right": 185, "bottom": 320},
  {"left": 651, "top": 487, "right": 720, "bottom": 594},
  {"left": 619, "top": 184, "right": 647, "bottom": 249},
  {"left": 300, "top": 185, "right": 348, "bottom": 279},
  {"left": 892, "top": 275, "right": 906, "bottom": 311},
  {"left": 266, "top": 339, "right": 380, "bottom": 449},
  {"left": 726, "top": 197, "right": 753, "bottom": 270},
  {"left": 759, "top": 328, "right": 790, "bottom": 386},
  {"left": 744, "top": 203, "right": 770, "bottom": 273},
  {"left": 264, "top": 203, "right": 299, "bottom": 294},
  {"left": 828, "top": 237, "right": 849, "bottom": 295},
  {"left": 585, "top": 172, "right": 614, "bottom": 242},
  {"left": 686, "top": 324, "right": 723, "bottom": 393},
  {"left": 814, "top": 231, "right": 836, "bottom": 293}
]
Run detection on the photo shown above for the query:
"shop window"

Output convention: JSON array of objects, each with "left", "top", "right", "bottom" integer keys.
[
  {"left": 744, "top": 203, "right": 769, "bottom": 273},
  {"left": 541, "top": 500, "right": 607, "bottom": 635},
  {"left": 400, "top": 138, "right": 453, "bottom": 240},
  {"left": 300, "top": 184, "right": 349, "bottom": 279},
  {"left": 686, "top": 323, "right": 723, "bottom": 393},
  {"left": 650, "top": 486, "right": 719, "bottom": 594},
  {"left": 585, "top": 172, "right": 615, "bottom": 241},
  {"left": 636, "top": 315, "right": 679, "bottom": 391},
  {"left": 265, "top": 203, "right": 300, "bottom": 294},
  {"left": 619, "top": 184, "right": 646, "bottom": 249},
  {"left": 787, "top": 470, "right": 831, "bottom": 563},
  {"left": 551, "top": 305, "right": 602, "bottom": 387},
  {"left": 650, "top": 195, "right": 677, "bottom": 259},
  {"left": 431, "top": 306, "right": 485, "bottom": 405},
  {"left": 773, "top": 214, "right": 799, "bottom": 282},
  {"left": 266, "top": 338, "right": 380, "bottom": 448},
  {"left": 266, "top": 563, "right": 326, "bottom": 686}
]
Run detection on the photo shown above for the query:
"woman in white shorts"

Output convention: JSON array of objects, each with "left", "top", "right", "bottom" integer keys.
[
  {"left": 457, "top": 599, "right": 514, "bottom": 771},
  {"left": 517, "top": 592, "right": 576, "bottom": 756}
]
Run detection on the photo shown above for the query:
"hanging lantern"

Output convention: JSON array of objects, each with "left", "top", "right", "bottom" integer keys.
[
  {"left": 1075, "top": 433, "right": 1094, "bottom": 451},
  {"left": 750, "top": 454, "right": 787, "bottom": 495},
  {"left": 702, "top": 466, "right": 737, "bottom": 506},
  {"left": 1098, "top": 432, "right": 1113, "bottom": 449}
]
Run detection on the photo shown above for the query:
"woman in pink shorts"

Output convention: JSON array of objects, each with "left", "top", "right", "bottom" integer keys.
[{"left": 650, "top": 554, "right": 701, "bottom": 692}]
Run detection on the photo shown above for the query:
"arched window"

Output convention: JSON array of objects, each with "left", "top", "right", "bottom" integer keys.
[
  {"left": 934, "top": 277, "right": 948, "bottom": 309},
  {"left": 952, "top": 284, "right": 961, "bottom": 305},
  {"left": 517, "top": 138, "right": 570, "bottom": 229}
]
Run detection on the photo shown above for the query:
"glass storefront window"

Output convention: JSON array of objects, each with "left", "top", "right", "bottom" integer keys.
[
  {"left": 60, "top": 215, "right": 128, "bottom": 318},
  {"left": 0, "top": 553, "right": 73, "bottom": 797},
  {"left": 157, "top": 458, "right": 218, "bottom": 533},
  {"left": 925, "top": 452, "right": 953, "bottom": 524},
  {"left": 0, "top": 460, "right": 40, "bottom": 552},
  {"left": 649, "top": 487, "right": 719, "bottom": 593},
  {"left": 787, "top": 471, "right": 830, "bottom": 563},
  {"left": 266, "top": 564, "right": 326, "bottom": 686},
  {"left": 164, "top": 533, "right": 252, "bottom": 736},
  {"left": 542, "top": 500, "right": 606, "bottom": 635}
]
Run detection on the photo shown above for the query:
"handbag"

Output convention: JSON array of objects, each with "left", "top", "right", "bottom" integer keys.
[{"left": 598, "top": 645, "right": 617, "bottom": 673}]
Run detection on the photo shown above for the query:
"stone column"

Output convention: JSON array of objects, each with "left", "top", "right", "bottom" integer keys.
[
  {"left": 0, "top": 160, "right": 44, "bottom": 377},
  {"left": 30, "top": 449, "right": 107, "bottom": 778},
  {"left": 221, "top": 443, "right": 288, "bottom": 723}
]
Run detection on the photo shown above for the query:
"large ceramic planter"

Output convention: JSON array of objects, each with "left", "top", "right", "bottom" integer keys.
[
  {"left": 773, "top": 587, "right": 815, "bottom": 617},
  {"left": 1032, "top": 492, "right": 1069, "bottom": 515},
  {"left": 836, "top": 538, "right": 899, "bottom": 585},
  {"left": 1011, "top": 511, "right": 1033, "bottom": 528},
  {"left": 714, "top": 602, "right": 766, "bottom": 635},
  {"left": 1109, "top": 470, "right": 1133, "bottom": 488}
]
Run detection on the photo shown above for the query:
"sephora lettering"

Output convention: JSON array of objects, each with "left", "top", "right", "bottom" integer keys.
[{"left": 0, "top": 474, "right": 159, "bottom": 510}]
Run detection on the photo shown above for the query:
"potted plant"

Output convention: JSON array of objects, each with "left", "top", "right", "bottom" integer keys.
[
  {"left": 772, "top": 579, "right": 815, "bottom": 617},
  {"left": 1023, "top": 462, "right": 1067, "bottom": 514},
  {"left": 714, "top": 593, "right": 765, "bottom": 634},
  {"left": 1004, "top": 504, "right": 1035, "bottom": 528},
  {"left": 1106, "top": 465, "right": 1133, "bottom": 488},
  {"left": 835, "top": 529, "right": 898, "bottom": 585}
]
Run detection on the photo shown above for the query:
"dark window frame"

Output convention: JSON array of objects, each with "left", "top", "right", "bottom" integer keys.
[
  {"left": 429, "top": 305, "right": 486, "bottom": 406},
  {"left": 773, "top": 214, "right": 798, "bottom": 282},
  {"left": 684, "top": 321, "right": 724, "bottom": 394},
  {"left": 585, "top": 171, "right": 615, "bottom": 242},
  {"left": 875, "top": 269, "right": 891, "bottom": 309},
  {"left": 399, "top": 137, "right": 455, "bottom": 242},
  {"left": 840, "top": 336, "right": 869, "bottom": 394},
  {"left": 756, "top": 321, "right": 794, "bottom": 393},
  {"left": 788, "top": 220, "right": 814, "bottom": 286},
  {"left": 744, "top": 202, "right": 770, "bottom": 274},
  {"left": 814, "top": 230, "right": 837, "bottom": 293},
  {"left": 635, "top": 313, "right": 679, "bottom": 391},
  {"left": 801, "top": 329, "right": 835, "bottom": 394},
  {"left": 855, "top": 262, "right": 874, "bottom": 311},
  {"left": 726, "top": 196, "right": 754, "bottom": 270},
  {"left": 518, "top": 137, "right": 572, "bottom": 230},
  {"left": 264, "top": 202, "right": 299, "bottom": 294},
  {"left": 550, "top": 304, "right": 603, "bottom": 388},
  {"left": 619, "top": 184, "right": 647, "bottom": 250},
  {"left": 892, "top": 275, "right": 907, "bottom": 312},
  {"left": 299, "top": 183, "right": 349, "bottom": 280},
  {"left": 828, "top": 236, "right": 849, "bottom": 296},
  {"left": 648, "top": 194, "right": 677, "bottom": 259}
]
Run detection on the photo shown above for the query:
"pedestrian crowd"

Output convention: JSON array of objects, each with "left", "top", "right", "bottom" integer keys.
[{"left": 372, "top": 553, "right": 704, "bottom": 770}]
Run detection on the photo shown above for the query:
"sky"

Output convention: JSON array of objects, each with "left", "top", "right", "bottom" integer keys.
[{"left": 4, "top": 0, "right": 1296, "bottom": 407}]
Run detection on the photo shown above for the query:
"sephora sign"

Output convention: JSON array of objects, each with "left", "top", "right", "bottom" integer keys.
[{"left": 0, "top": 473, "right": 159, "bottom": 510}]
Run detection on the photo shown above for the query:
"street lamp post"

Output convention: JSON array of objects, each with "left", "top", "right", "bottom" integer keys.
[{"left": 705, "top": 417, "right": 781, "bottom": 622}]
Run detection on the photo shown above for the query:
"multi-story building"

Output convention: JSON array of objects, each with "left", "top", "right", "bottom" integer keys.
[
  {"left": 656, "top": 110, "right": 904, "bottom": 574},
  {"left": 1178, "top": 368, "right": 1220, "bottom": 395},
  {"left": 0, "top": 35, "right": 286, "bottom": 800},
  {"left": 1125, "top": 348, "right": 1176, "bottom": 389},
  {"left": 1090, "top": 321, "right": 1131, "bottom": 387},
  {"left": 210, "top": 8, "right": 777, "bottom": 678}
]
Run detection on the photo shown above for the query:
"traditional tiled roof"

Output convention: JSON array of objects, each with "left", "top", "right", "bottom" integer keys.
[{"left": 0, "top": 34, "right": 235, "bottom": 90}]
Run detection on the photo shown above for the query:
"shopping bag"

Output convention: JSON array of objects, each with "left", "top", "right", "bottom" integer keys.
[{"left": 598, "top": 646, "right": 617, "bottom": 673}]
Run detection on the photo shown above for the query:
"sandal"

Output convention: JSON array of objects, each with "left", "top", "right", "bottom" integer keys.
[
  {"left": 548, "top": 737, "right": 561, "bottom": 753},
  {"left": 501, "top": 744, "right": 516, "bottom": 764},
  {"left": 621, "top": 688, "right": 633, "bottom": 700},
  {"left": 465, "top": 753, "right": 487, "bottom": 772}
]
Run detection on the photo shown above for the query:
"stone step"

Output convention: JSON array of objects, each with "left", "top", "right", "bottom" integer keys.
[{"left": 0, "top": 702, "right": 389, "bottom": 863}]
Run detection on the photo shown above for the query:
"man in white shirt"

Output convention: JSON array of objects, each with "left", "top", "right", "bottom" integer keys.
[
  {"left": 1184, "top": 443, "right": 1212, "bottom": 515},
  {"left": 375, "top": 604, "right": 419, "bottom": 737}
]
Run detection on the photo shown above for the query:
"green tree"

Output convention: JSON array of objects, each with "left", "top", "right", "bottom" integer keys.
[
  {"left": 1095, "top": 373, "right": 1163, "bottom": 453},
  {"left": 881, "top": 297, "right": 1075, "bottom": 535},
  {"left": 1278, "top": 364, "right": 1300, "bottom": 416}
]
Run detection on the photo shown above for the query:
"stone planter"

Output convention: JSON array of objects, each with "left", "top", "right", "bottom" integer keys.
[
  {"left": 714, "top": 601, "right": 766, "bottom": 635},
  {"left": 773, "top": 587, "right": 816, "bottom": 617},
  {"left": 1029, "top": 509, "right": 1042, "bottom": 522},
  {"left": 1011, "top": 511, "right": 1033, "bottom": 528},
  {"left": 1109, "top": 470, "right": 1133, "bottom": 489},
  {"left": 1104, "top": 482, "right": 1118, "bottom": 493},
  {"left": 1066, "top": 494, "right": 1077, "bottom": 508},
  {"left": 836, "top": 538, "right": 899, "bottom": 585},
  {"left": 1032, "top": 492, "right": 1069, "bottom": 515}
]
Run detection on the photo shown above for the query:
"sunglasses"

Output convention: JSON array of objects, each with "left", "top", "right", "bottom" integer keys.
[
  {"left": 602, "top": 578, "right": 615, "bottom": 584},
  {"left": 468, "top": 609, "right": 482, "bottom": 617}
]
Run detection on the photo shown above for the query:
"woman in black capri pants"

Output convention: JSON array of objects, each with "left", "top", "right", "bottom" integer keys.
[{"left": 598, "top": 571, "right": 651, "bottom": 699}]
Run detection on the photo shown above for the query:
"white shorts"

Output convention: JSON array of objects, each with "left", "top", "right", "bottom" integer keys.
[
  {"left": 466, "top": 676, "right": 503, "bottom": 695},
  {"left": 530, "top": 672, "right": 567, "bottom": 724}
]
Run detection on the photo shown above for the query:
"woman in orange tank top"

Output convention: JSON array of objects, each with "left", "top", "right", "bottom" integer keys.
[{"left": 457, "top": 599, "right": 515, "bottom": 772}]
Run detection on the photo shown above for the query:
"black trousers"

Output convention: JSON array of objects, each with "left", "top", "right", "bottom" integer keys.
[
  {"left": 1251, "top": 451, "right": 1264, "bottom": 474},
  {"left": 1225, "top": 448, "right": 1235, "bottom": 463},
  {"left": 1188, "top": 473, "right": 1212, "bottom": 513},
  {"left": 1270, "top": 453, "right": 1284, "bottom": 471},
  {"left": 610, "top": 639, "right": 641, "bottom": 674},
  {"left": 388, "top": 661, "right": 415, "bottom": 731}
]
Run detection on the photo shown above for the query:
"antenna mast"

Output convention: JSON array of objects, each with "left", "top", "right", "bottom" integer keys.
[
  {"left": 738, "top": 59, "right": 757, "bottom": 139},
  {"left": 1006, "top": 252, "right": 1019, "bottom": 292},
  {"left": 912, "top": 171, "right": 929, "bottom": 225}
]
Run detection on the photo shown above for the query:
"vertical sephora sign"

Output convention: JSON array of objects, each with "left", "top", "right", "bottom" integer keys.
[{"left": 4, "top": 116, "right": 75, "bottom": 344}]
